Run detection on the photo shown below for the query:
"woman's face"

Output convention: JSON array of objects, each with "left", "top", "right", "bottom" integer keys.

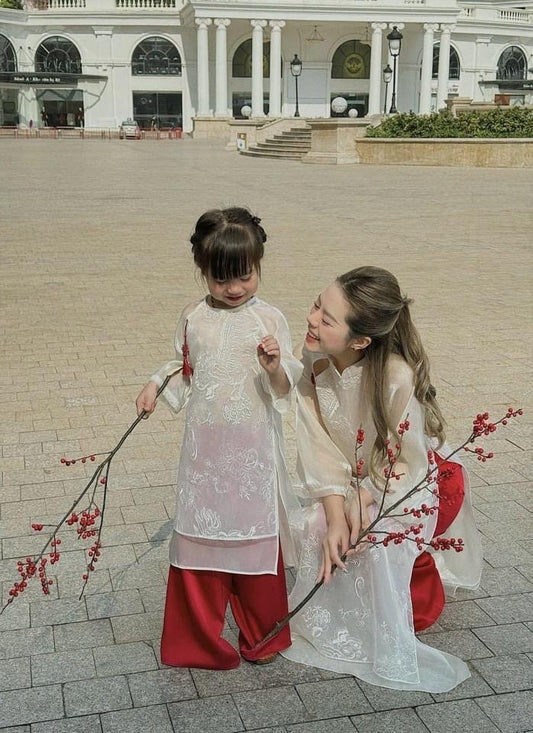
[{"left": 305, "top": 282, "right": 354, "bottom": 357}]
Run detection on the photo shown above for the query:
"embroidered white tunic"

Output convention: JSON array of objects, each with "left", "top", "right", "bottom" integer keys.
[
  {"left": 282, "top": 348, "right": 482, "bottom": 692},
  {"left": 150, "top": 296, "right": 303, "bottom": 575}
]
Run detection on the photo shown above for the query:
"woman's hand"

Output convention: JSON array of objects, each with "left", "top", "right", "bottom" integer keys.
[
  {"left": 318, "top": 494, "right": 350, "bottom": 584},
  {"left": 136, "top": 381, "right": 158, "bottom": 418},
  {"left": 346, "top": 484, "right": 375, "bottom": 552}
]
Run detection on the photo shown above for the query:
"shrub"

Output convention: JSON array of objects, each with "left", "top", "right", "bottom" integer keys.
[{"left": 366, "top": 107, "right": 533, "bottom": 138}]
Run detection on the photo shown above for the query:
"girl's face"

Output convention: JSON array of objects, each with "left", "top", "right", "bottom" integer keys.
[
  {"left": 206, "top": 267, "right": 259, "bottom": 309},
  {"left": 306, "top": 281, "right": 368, "bottom": 367}
]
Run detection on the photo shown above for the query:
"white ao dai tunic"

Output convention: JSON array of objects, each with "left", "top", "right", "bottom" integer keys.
[
  {"left": 150, "top": 297, "right": 302, "bottom": 575},
  {"left": 283, "top": 349, "right": 482, "bottom": 692}
]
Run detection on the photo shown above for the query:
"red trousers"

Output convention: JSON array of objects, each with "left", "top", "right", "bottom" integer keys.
[
  {"left": 160, "top": 548, "right": 291, "bottom": 670},
  {"left": 411, "top": 455, "right": 465, "bottom": 631}
]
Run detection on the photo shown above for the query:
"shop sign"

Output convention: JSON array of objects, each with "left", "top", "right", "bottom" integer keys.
[{"left": 0, "top": 72, "right": 78, "bottom": 86}]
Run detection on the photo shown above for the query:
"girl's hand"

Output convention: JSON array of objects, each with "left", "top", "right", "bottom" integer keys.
[
  {"left": 136, "top": 382, "right": 158, "bottom": 418},
  {"left": 257, "top": 335, "right": 282, "bottom": 374},
  {"left": 317, "top": 516, "right": 350, "bottom": 584}
]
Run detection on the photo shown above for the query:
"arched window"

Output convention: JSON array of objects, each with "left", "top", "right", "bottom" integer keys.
[
  {"left": 232, "top": 39, "right": 273, "bottom": 78},
  {"left": 35, "top": 37, "right": 82, "bottom": 74},
  {"left": 497, "top": 46, "right": 527, "bottom": 80},
  {"left": 331, "top": 40, "right": 370, "bottom": 79},
  {"left": 432, "top": 44, "right": 460, "bottom": 79},
  {"left": 132, "top": 37, "right": 181, "bottom": 76},
  {"left": 0, "top": 35, "right": 17, "bottom": 73}
]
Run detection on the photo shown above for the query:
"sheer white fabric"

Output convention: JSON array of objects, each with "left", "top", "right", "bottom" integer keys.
[
  {"left": 150, "top": 297, "right": 303, "bottom": 574},
  {"left": 282, "top": 348, "right": 482, "bottom": 692}
]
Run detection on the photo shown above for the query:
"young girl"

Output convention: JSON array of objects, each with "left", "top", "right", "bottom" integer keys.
[
  {"left": 136, "top": 207, "right": 302, "bottom": 669},
  {"left": 283, "top": 266, "right": 482, "bottom": 692}
]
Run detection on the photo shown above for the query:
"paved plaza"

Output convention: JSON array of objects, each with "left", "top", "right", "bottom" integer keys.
[{"left": 0, "top": 138, "right": 532, "bottom": 732}]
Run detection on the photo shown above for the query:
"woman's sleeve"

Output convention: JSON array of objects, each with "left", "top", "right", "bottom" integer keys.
[
  {"left": 295, "top": 351, "right": 352, "bottom": 500},
  {"left": 259, "top": 311, "right": 303, "bottom": 414},
  {"left": 149, "top": 306, "right": 193, "bottom": 414}
]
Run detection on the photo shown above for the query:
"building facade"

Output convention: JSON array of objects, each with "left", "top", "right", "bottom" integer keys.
[{"left": 0, "top": 0, "right": 532, "bottom": 131}]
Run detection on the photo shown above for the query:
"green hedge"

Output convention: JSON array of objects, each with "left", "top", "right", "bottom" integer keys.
[
  {"left": 0, "top": 0, "right": 24, "bottom": 8},
  {"left": 366, "top": 107, "right": 533, "bottom": 138}
]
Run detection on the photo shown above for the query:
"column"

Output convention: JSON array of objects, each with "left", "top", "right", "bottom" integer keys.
[
  {"left": 436, "top": 24, "right": 454, "bottom": 111},
  {"left": 214, "top": 18, "right": 230, "bottom": 117},
  {"left": 269, "top": 20, "right": 285, "bottom": 118},
  {"left": 420, "top": 23, "right": 439, "bottom": 114},
  {"left": 251, "top": 19, "right": 267, "bottom": 117},
  {"left": 196, "top": 17, "right": 212, "bottom": 116},
  {"left": 368, "top": 22, "right": 387, "bottom": 115}
]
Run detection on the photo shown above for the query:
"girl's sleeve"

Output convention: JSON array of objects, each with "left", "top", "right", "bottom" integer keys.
[
  {"left": 149, "top": 305, "right": 193, "bottom": 414},
  {"left": 357, "top": 361, "right": 437, "bottom": 529},
  {"left": 295, "top": 351, "right": 352, "bottom": 500},
  {"left": 259, "top": 310, "right": 303, "bottom": 414}
]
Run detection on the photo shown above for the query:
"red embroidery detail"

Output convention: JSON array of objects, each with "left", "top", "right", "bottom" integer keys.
[{"left": 182, "top": 321, "right": 193, "bottom": 377}]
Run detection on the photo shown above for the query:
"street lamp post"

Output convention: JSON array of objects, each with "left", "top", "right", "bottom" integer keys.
[
  {"left": 290, "top": 53, "right": 302, "bottom": 117},
  {"left": 382, "top": 64, "right": 392, "bottom": 115},
  {"left": 386, "top": 26, "right": 403, "bottom": 114}
]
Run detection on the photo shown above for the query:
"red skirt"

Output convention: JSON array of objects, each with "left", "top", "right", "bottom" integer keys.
[{"left": 410, "top": 455, "right": 465, "bottom": 631}]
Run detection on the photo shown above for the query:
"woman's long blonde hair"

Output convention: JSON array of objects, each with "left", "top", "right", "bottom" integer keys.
[{"left": 337, "top": 266, "right": 445, "bottom": 481}]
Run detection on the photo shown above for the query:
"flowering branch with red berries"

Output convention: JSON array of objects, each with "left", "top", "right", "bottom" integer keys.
[
  {"left": 253, "top": 406, "right": 523, "bottom": 649},
  {"left": 1, "top": 374, "right": 175, "bottom": 614}
]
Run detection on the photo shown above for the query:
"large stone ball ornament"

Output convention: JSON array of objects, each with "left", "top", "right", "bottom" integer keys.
[
  {"left": 331, "top": 96, "right": 348, "bottom": 115},
  {"left": 348, "top": 108, "right": 359, "bottom": 118},
  {"left": 241, "top": 105, "right": 252, "bottom": 118}
]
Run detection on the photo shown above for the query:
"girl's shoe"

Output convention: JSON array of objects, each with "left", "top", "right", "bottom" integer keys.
[{"left": 249, "top": 652, "right": 278, "bottom": 665}]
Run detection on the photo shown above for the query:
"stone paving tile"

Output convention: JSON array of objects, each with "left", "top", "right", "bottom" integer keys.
[
  {"left": 30, "top": 596, "right": 88, "bottom": 626},
  {"left": 127, "top": 667, "right": 197, "bottom": 706},
  {"left": 0, "top": 626, "right": 54, "bottom": 659},
  {"left": 0, "top": 656, "right": 31, "bottom": 691},
  {"left": 418, "top": 629, "right": 492, "bottom": 660},
  {"left": 63, "top": 675, "right": 132, "bottom": 716},
  {"left": 0, "top": 684, "right": 64, "bottom": 728},
  {"left": 53, "top": 618, "right": 114, "bottom": 651},
  {"left": 234, "top": 686, "right": 313, "bottom": 728},
  {"left": 436, "top": 600, "right": 495, "bottom": 630},
  {"left": 100, "top": 704, "right": 174, "bottom": 733},
  {"left": 0, "top": 600, "right": 30, "bottom": 631},
  {"left": 351, "top": 707, "right": 430, "bottom": 733},
  {"left": 476, "top": 593, "right": 533, "bottom": 624},
  {"left": 138, "top": 584, "right": 166, "bottom": 612},
  {"left": 355, "top": 681, "right": 433, "bottom": 711},
  {"left": 167, "top": 694, "right": 244, "bottom": 733},
  {"left": 296, "top": 678, "right": 373, "bottom": 718},
  {"left": 93, "top": 641, "right": 158, "bottom": 676},
  {"left": 415, "top": 698, "right": 501, "bottom": 733},
  {"left": 472, "top": 622, "right": 533, "bottom": 655},
  {"left": 476, "top": 691, "right": 533, "bottom": 733},
  {"left": 31, "top": 715, "right": 103, "bottom": 733},
  {"left": 288, "top": 720, "right": 358, "bottom": 733},
  {"left": 110, "top": 611, "right": 163, "bottom": 643},
  {"left": 479, "top": 567, "right": 533, "bottom": 596},
  {"left": 85, "top": 588, "right": 144, "bottom": 619},
  {"left": 471, "top": 654, "right": 533, "bottom": 693},
  {"left": 31, "top": 648, "right": 96, "bottom": 685}
]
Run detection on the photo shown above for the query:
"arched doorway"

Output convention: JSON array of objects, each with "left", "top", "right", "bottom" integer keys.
[
  {"left": 330, "top": 39, "right": 371, "bottom": 117},
  {"left": 0, "top": 34, "right": 18, "bottom": 126},
  {"left": 231, "top": 38, "right": 278, "bottom": 117},
  {"left": 35, "top": 37, "right": 84, "bottom": 127},
  {"left": 131, "top": 37, "right": 183, "bottom": 129}
]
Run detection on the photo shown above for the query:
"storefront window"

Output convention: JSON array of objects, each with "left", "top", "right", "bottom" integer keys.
[
  {"left": 232, "top": 93, "right": 269, "bottom": 117},
  {"left": 0, "top": 34, "right": 17, "bottom": 72},
  {"left": 132, "top": 92, "right": 182, "bottom": 128},
  {"left": 36, "top": 89, "right": 84, "bottom": 127},
  {"left": 497, "top": 46, "right": 527, "bottom": 80},
  {"left": 132, "top": 37, "right": 181, "bottom": 76},
  {"left": 432, "top": 44, "right": 461, "bottom": 80},
  {"left": 35, "top": 37, "right": 82, "bottom": 74},
  {"left": 331, "top": 40, "right": 370, "bottom": 79}
]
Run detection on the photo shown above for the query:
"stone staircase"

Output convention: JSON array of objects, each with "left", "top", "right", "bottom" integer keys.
[{"left": 240, "top": 126, "right": 311, "bottom": 160}]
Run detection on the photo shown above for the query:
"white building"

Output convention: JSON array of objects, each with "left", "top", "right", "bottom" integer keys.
[{"left": 0, "top": 0, "right": 532, "bottom": 131}]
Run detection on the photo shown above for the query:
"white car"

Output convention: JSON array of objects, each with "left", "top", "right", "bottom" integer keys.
[{"left": 119, "top": 119, "right": 141, "bottom": 139}]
